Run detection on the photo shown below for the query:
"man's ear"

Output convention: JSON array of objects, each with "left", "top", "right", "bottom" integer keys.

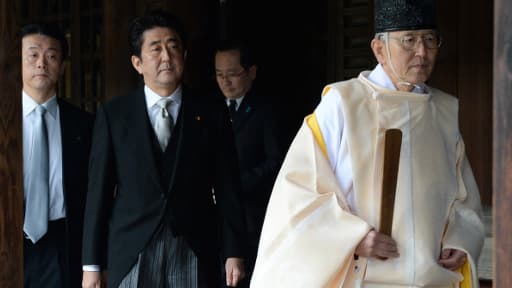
[
  {"left": 371, "top": 38, "right": 386, "bottom": 65},
  {"left": 131, "top": 55, "right": 143, "bottom": 74}
]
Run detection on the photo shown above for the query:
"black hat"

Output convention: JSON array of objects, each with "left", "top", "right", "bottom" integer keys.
[{"left": 374, "top": 0, "right": 437, "bottom": 33}]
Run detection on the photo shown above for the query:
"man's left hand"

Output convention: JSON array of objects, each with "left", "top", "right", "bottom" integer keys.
[
  {"left": 225, "top": 257, "right": 245, "bottom": 287},
  {"left": 439, "top": 248, "right": 467, "bottom": 271}
]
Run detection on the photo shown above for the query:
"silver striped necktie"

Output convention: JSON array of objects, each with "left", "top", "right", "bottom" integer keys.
[
  {"left": 23, "top": 105, "right": 50, "bottom": 243},
  {"left": 154, "top": 98, "right": 174, "bottom": 151}
]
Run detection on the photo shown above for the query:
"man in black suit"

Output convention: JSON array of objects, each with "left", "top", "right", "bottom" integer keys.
[
  {"left": 82, "top": 11, "right": 246, "bottom": 288},
  {"left": 21, "top": 23, "right": 93, "bottom": 288},
  {"left": 214, "top": 41, "right": 283, "bottom": 286}
]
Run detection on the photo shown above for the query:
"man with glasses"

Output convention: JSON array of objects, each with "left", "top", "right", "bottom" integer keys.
[
  {"left": 251, "top": 0, "right": 484, "bottom": 287},
  {"left": 214, "top": 41, "right": 283, "bottom": 287}
]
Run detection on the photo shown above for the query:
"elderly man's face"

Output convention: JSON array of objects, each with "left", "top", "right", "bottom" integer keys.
[{"left": 372, "top": 29, "right": 439, "bottom": 90}]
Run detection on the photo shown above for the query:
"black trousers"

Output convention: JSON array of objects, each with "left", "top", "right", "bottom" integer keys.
[{"left": 24, "top": 219, "right": 67, "bottom": 288}]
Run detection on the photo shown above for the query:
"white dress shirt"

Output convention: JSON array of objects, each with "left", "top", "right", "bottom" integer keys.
[
  {"left": 145, "top": 85, "right": 182, "bottom": 131},
  {"left": 23, "top": 91, "right": 66, "bottom": 220}
]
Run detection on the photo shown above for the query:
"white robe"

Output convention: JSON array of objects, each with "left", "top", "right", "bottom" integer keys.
[{"left": 250, "top": 68, "right": 484, "bottom": 287}]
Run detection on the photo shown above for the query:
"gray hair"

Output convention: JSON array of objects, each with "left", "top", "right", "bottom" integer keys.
[{"left": 375, "top": 32, "right": 388, "bottom": 41}]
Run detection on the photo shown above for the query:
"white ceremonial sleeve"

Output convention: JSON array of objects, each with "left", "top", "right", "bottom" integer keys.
[
  {"left": 250, "top": 119, "right": 371, "bottom": 288},
  {"left": 442, "top": 138, "right": 485, "bottom": 286}
]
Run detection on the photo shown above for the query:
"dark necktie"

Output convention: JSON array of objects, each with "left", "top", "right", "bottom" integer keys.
[
  {"left": 24, "top": 105, "right": 49, "bottom": 243},
  {"left": 228, "top": 99, "right": 237, "bottom": 119}
]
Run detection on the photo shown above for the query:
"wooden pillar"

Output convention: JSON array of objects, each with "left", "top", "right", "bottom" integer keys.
[
  {"left": 0, "top": 0, "right": 23, "bottom": 287},
  {"left": 493, "top": 0, "right": 512, "bottom": 286}
]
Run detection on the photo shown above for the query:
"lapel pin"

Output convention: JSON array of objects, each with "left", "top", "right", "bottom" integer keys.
[{"left": 245, "top": 106, "right": 251, "bottom": 113}]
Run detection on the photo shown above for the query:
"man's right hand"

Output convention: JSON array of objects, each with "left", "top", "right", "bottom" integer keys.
[
  {"left": 355, "top": 230, "right": 400, "bottom": 259},
  {"left": 82, "top": 271, "right": 101, "bottom": 288}
]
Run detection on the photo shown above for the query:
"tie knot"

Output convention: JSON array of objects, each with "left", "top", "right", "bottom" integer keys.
[
  {"left": 229, "top": 100, "right": 237, "bottom": 109},
  {"left": 35, "top": 105, "right": 47, "bottom": 116},
  {"left": 156, "top": 98, "right": 172, "bottom": 118},
  {"left": 157, "top": 98, "right": 172, "bottom": 109}
]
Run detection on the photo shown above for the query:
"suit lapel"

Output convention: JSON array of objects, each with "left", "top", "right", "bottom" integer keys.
[
  {"left": 130, "top": 89, "right": 162, "bottom": 190},
  {"left": 58, "top": 99, "right": 77, "bottom": 196},
  {"left": 166, "top": 87, "right": 206, "bottom": 196},
  {"left": 232, "top": 92, "right": 255, "bottom": 132},
  {"left": 165, "top": 90, "right": 187, "bottom": 196}
]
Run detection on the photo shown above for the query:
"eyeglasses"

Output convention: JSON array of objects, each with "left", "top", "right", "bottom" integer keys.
[
  {"left": 388, "top": 33, "right": 442, "bottom": 51},
  {"left": 215, "top": 69, "right": 246, "bottom": 81}
]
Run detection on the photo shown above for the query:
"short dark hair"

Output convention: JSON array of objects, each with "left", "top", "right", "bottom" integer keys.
[
  {"left": 216, "top": 40, "right": 257, "bottom": 70},
  {"left": 128, "top": 10, "right": 187, "bottom": 58},
  {"left": 21, "top": 23, "right": 68, "bottom": 61}
]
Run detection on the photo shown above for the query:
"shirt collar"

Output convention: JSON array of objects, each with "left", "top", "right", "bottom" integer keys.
[
  {"left": 22, "top": 90, "right": 58, "bottom": 119},
  {"left": 226, "top": 95, "right": 245, "bottom": 107},
  {"left": 145, "top": 85, "right": 182, "bottom": 109},
  {"left": 368, "top": 64, "right": 428, "bottom": 94}
]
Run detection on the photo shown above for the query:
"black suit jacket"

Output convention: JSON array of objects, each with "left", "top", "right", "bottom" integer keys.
[
  {"left": 82, "top": 87, "right": 246, "bottom": 288},
  {"left": 56, "top": 99, "right": 94, "bottom": 287},
  {"left": 229, "top": 90, "right": 283, "bottom": 249}
]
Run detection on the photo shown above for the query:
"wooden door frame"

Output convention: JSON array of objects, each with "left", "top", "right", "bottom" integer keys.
[
  {"left": 493, "top": 0, "right": 512, "bottom": 286},
  {"left": 0, "top": 0, "right": 23, "bottom": 287}
]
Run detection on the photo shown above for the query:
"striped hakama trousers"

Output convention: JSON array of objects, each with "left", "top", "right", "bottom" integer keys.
[{"left": 118, "top": 223, "right": 207, "bottom": 288}]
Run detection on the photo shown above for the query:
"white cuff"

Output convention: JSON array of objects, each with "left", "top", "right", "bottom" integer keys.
[{"left": 83, "top": 265, "right": 101, "bottom": 272}]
